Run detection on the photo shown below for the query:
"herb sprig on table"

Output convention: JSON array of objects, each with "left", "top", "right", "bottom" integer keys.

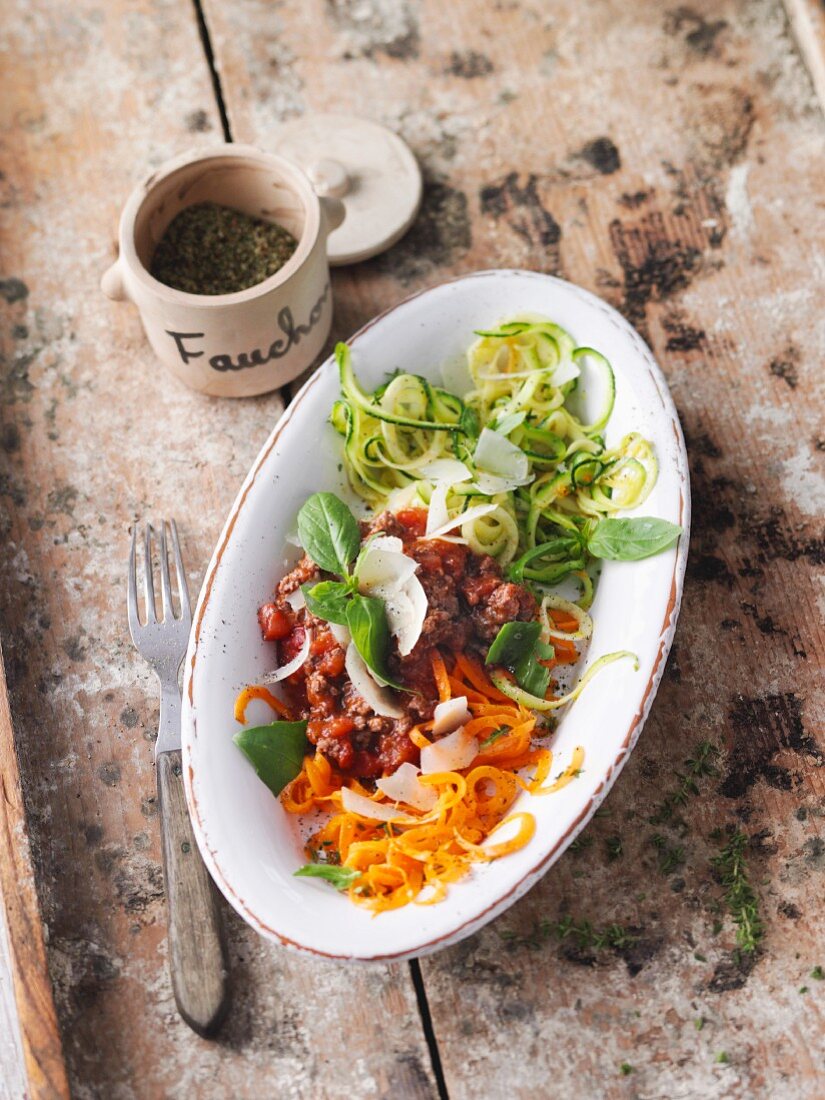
[
  {"left": 711, "top": 829, "right": 764, "bottom": 956},
  {"left": 499, "top": 915, "right": 638, "bottom": 953},
  {"left": 649, "top": 740, "right": 719, "bottom": 826}
]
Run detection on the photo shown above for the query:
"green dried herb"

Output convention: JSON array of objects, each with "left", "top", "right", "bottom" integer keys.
[
  {"left": 651, "top": 833, "right": 684, "bottom": 875},
  {"left": 151, "top": 202, "right": 297, "bottom": 295},
  {"left": 605, "top": 835, "right": 623, "bottom": 862},
  {"left": 711, "top": 830, "right": 763, "bottom": 955},
  {"left": 498, "top": 914, "right": 638, "bottom": 952},
  {"left": 649, "top": 740, "right": 719, "bottom": 825}
]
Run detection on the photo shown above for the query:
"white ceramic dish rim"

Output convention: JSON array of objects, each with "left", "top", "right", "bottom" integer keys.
[{"left": 182, "top": 269, "right": 691, "bottom": 963}]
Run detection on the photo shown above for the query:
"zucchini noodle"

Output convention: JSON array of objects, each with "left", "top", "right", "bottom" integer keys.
[{"left": 332, "top": 314, "right": 659, "bottom": 601}]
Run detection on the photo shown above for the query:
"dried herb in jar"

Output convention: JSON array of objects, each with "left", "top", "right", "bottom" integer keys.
[{"left": 150, "top": 202, "right": 298, "bottom": 295}]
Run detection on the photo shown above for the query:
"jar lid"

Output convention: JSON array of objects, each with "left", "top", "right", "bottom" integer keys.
[{"left": 274, "top": 113, "right": 422, "bottom": 266}]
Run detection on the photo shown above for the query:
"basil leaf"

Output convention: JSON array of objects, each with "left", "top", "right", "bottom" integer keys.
[
  {"left": 587, "top": 517, "right": 682, "bottom": 562},
  {"left": 233, "top": 721, "right": 309, "bottom": 797},
  {"left": 346, "top": 594, "right": 405, "bottom": 690},
  {"left": 297, "top": 492, "right": 361, "bottom": 577},
  {"left": 294, "top": 864, "right": 362, "bottom": 890},
  {"left": 514, "top": 647, "right": 552, "bottom": 698},
  {"left": 302, "top": 580, "right": 353, "bottom": 625},
  {"left": 487, "top": 620, "right": 542, "bottom": 666},
  {"left": 485, "top": 621, "right": 554, "bottom": 698}
]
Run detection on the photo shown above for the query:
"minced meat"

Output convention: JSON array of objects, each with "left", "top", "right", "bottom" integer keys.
[{"left": 258, "top": 507, "right": 537, "bottom": 778}]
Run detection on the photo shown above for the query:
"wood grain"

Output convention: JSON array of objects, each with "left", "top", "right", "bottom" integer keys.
[
  {"left": 0, "top": 641, "right": 69, "bottom": 1099},
  {"left": 202, "top": 0, "right": 825, "bottom": 1096},
  {"left": 0, "top": 0, "right": 436, "bottom": 1096},
  {"left": 2, "top": 0, "right": 824, "bottom": 1095},
  {"left": 157, "top": 749, "right": 229, "bottom": 1037}
]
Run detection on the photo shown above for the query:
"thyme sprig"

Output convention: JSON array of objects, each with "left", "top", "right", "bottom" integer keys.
[
  {"left": 711, "top": 830, "right": 764, "bottom": 955},
  {"left": 649, "top": 739, "right": 719, "bottom": 825},
  {"left": 500, "top": 915, "right": 638, "bottom": 952},
  {"left": 651, "top": 833, "right": 685, "bottom": 875},
  {"left": 569, "top": 834, "right": 594, "bottom": 855}
]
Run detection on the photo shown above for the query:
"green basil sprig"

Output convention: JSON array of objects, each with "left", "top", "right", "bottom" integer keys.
[
  {"left": 295, "top": 491, "right": 405, "bottom": 691},
  {"left": 507, "top": 516, "right": 682, "bottom": 587},
  {"left": 485, "top": 621, "right": 555, "bottom": 698},
  {"left": 234, "top": 721, "right": 309, "bottom": 796},
  {"left": 302, "top": 579, "right": 354, "bottom": 625},
  {"left": 587, "top": 517, "right": 682, "bottom": 561},
  {"left": 294, "top": 864, "right": 362, "bottom": 890}
]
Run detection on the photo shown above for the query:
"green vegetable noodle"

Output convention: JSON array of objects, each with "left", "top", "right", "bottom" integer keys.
[{"left": 330, "top": 314, "right": 681, "bottom": 603}]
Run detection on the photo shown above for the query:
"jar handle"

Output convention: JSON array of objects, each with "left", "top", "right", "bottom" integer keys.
[
  {"left": 101, "top": 259, "right": 129, "bottom": 302},
  {"left": 319, "top": 195, "right": 346, "bottom": 235}
]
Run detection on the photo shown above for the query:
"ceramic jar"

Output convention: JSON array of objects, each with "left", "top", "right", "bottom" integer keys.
[{"left": 101, "top": 144, "right": 345, "bottom": 397}]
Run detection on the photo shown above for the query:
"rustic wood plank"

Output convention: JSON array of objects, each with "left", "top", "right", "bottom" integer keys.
[
  {"left": 0, "top": 642, "right": 69, "bottom": 1100},
  {"left": 0, "top": 0, "right": 436, "bottom": 1096},
  {"left": 202, "top": 0, "right": 825, "bottom": 1095}
]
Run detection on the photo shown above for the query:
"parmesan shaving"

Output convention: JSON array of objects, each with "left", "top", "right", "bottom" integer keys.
[
  {"left": 261, "top": 630, "right": 310, "bottom": 684},
  {"left": 344, "top": 643, "right": 404, "bottom": 718},
  {"left": 420, "top": 726, "right": 479, "bottom": 774},
  {"left": 341, "top": 787, "right": 419, "bottom": 824},
  {"left": 376, "top": 763, "right": 438, "bottom": 811}
]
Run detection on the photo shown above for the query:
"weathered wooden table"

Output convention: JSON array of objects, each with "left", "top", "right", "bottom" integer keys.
[{"left": 1, "top": 0, "right": 824, "bottom": 1096}]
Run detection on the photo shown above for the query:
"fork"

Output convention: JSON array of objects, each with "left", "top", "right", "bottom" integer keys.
[{"left": 128, "top": 520, "right": 229, "bottom": 1036}]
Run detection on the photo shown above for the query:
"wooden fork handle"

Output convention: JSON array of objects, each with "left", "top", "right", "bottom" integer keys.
[{"left": 157, "top": 749, "right": 230, "bottom": 1036}]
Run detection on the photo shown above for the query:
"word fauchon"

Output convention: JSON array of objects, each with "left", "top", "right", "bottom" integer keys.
[{"left": 165, "top": 283, "right": 330, "bottom": 373}]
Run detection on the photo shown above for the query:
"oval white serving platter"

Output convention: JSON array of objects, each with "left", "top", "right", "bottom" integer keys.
[{"left": 182, "top": 270, "right": 690, "bottom": 963}]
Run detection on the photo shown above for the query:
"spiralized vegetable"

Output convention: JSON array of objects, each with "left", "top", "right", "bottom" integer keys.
[
  {"left": 281, "top": 652, "right": 586, "bottom": 913},
  {"left": 332, "top": 315, "right": 658, "bottom": 586}
]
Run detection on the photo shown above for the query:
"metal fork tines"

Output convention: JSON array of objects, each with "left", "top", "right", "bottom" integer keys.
[{"left": 128, "top": 519, "right": 191, "bottom": 756}]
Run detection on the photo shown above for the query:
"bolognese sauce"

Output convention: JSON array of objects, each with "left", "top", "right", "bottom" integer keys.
[{"left": 257, "top": 508, "right": 536, "bottom": 778}]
